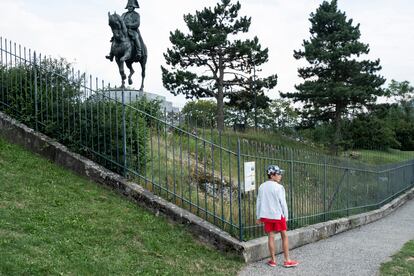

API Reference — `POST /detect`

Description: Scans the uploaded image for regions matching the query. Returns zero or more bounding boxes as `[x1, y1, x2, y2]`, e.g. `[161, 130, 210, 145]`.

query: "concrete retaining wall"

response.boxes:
[1, 111, 413, 263]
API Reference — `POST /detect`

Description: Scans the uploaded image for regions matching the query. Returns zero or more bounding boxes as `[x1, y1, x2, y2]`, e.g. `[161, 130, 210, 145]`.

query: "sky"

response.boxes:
[0, 0, 413, 109]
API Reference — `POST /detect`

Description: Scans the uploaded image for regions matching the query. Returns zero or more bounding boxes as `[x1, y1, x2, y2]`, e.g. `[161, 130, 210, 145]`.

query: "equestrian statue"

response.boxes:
[106, 0, 147, 90]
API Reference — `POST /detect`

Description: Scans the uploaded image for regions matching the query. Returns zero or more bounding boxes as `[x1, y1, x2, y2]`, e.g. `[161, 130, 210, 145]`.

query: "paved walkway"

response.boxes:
[239, 199, 414, 276]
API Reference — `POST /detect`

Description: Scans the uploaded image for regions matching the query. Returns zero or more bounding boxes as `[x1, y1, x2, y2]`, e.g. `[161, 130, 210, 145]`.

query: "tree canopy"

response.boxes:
[162, 0, 277, 131]
[283, 0, 385, 150]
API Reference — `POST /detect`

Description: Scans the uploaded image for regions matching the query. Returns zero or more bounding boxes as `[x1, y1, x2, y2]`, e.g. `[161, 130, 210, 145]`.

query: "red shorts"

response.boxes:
[260, 217, 287, 233]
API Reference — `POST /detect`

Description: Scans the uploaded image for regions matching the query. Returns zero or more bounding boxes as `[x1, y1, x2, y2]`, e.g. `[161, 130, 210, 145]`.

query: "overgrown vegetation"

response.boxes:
[0, 61, 162, 175]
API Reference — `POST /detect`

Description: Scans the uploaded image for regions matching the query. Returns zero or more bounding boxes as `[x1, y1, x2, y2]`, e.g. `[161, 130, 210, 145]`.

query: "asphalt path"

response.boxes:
[239, 199, 414, 276]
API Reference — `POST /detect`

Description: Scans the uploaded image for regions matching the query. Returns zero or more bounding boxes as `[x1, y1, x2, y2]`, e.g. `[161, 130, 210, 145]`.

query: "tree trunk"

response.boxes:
[217, 87, 224, 131]
[216, 56, 225, 131]
[332, 104, 342, 154]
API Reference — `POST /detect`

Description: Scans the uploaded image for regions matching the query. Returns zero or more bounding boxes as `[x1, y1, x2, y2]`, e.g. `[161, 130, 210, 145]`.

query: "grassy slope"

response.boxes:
[0, 137, 243, 275]
[346, 149, 414, 165]
[380, 240, 414, 276]
[182, 126, 414, 165]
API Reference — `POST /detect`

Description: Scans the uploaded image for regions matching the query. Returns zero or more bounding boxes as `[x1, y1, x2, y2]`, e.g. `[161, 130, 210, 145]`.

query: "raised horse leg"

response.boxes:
[116, 58, 126, 88]
[126, 61, 135, 86]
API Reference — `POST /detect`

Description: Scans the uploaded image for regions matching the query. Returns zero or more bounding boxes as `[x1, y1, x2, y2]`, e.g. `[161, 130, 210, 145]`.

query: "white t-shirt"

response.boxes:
[256, 180, 289, 220]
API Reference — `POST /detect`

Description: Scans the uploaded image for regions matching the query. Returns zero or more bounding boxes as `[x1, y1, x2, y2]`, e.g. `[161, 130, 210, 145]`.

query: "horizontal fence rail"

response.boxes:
[1, 36, 414, 241]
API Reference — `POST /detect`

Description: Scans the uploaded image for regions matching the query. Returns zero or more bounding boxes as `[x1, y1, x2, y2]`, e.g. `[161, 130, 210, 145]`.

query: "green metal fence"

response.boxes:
[1, 37, 413, 241]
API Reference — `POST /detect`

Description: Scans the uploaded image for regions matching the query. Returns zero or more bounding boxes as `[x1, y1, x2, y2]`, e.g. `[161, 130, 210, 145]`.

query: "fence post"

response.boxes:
[237, 138, 243, 241]
[323, 156, 327, 221]
[412, 160, 414, 187]
[387, 169, 391, 202]
[346, 164, 350, 217]
[376, 169, 379, 209]
[121, 87, 127, 177]
[410, 159, 414, 186]
[289, 148, 294, 224]
[33, 51, 38, 131]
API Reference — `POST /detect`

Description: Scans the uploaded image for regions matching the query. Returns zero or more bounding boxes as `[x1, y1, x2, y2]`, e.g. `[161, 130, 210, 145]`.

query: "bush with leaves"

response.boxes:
[343, 115, 399, 150]
[181, 100, 217, 128]
[0, 59, 156, 175]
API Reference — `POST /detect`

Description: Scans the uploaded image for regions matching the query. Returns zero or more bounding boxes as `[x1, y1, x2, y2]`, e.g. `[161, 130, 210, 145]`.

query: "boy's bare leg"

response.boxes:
[280, 230, 290, 261]
[268, 231, 276, 261]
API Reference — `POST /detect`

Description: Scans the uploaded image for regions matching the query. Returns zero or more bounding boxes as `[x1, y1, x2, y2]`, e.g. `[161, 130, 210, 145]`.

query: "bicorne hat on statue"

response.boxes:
[125, 0, 140, 9]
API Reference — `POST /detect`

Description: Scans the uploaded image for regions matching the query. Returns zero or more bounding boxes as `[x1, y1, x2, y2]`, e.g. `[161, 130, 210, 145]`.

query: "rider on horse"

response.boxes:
[106, 0, 142, 62]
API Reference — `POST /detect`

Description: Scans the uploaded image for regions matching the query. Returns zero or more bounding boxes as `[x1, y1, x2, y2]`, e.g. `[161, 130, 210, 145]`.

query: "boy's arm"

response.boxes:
[279, 186, 289, 221]
[256, 187, 262, 220]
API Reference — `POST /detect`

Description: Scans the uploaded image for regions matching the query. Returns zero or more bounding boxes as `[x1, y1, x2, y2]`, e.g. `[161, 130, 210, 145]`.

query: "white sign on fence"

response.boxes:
[244, 161, 256, 192]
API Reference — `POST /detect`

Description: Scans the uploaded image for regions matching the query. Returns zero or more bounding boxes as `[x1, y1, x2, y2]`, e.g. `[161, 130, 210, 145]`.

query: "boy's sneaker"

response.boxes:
[283, 260, 299, 267]
[267, 260, 277, 267]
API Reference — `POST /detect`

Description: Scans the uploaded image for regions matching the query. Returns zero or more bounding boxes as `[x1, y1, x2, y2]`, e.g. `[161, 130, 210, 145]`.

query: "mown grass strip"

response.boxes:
[380, 240, 414, 276]
[0, 137, 243, 275]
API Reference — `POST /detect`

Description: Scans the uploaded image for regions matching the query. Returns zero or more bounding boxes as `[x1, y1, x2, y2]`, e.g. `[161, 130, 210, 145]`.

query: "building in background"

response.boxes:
[105, 89, 180, 113]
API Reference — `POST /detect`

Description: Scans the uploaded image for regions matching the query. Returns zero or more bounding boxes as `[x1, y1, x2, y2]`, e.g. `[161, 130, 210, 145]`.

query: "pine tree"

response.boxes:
[283, 0, 385, 150]
[162, 0, 277, 131]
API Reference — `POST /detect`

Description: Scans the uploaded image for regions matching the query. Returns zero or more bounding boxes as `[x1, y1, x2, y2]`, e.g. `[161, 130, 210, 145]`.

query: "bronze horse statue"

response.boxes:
[107, 12, 147, 90]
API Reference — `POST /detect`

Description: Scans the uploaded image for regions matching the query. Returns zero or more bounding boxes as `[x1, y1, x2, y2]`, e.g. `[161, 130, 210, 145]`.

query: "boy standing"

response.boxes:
[256, 165, 299, 268]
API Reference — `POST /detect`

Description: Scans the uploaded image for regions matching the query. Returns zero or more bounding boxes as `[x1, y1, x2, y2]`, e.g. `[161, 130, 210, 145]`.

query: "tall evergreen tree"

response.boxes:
[283, 0, 385, 150]
[162, 0, 277, 131]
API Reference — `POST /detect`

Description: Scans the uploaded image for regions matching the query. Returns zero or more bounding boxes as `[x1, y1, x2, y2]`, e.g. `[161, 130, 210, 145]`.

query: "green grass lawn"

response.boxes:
[380, 240, 414, 276]
[0, 137, 243, 275]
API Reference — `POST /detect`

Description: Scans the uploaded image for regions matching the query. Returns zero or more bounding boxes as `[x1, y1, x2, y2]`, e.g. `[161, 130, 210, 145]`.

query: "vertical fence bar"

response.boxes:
[289, 148, 294, 225]
[172, 113, 177, 203]
[96, 78, 100, 154]
[0, 37, 3, 108]
[237, 138, 243, 241]
[346, 163, 350, 216]
[57, 60, 62, 136]
[7, 40, 10, 112]
[195, 120, 201, 216]
[156, 115, 161, 194]
[219, 131, 224, 228]
[186, 114, 192, 212]
[102, 81, 107, 165]
[228, 134, 233, 234]
[211, 123, 216, 225]
[14, 43, 19, 116]
[89, 75, 93, 151]
[150, 109, 154, 192]
[202, 120, 207, 219]
[164, 108, 168, 198]
[387, 169, 391, 203]
[5, 40, 8, 110]
[179, 114, 184, 205]
[0, 37, 5, 110]
[33, 51, 38, 131]
[128, 92, 132, 173]
[323, 156, 327, 221]
[39, 53, 44, 127]
[114, 89, 118, 165]
[121, 87, 127, 177]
